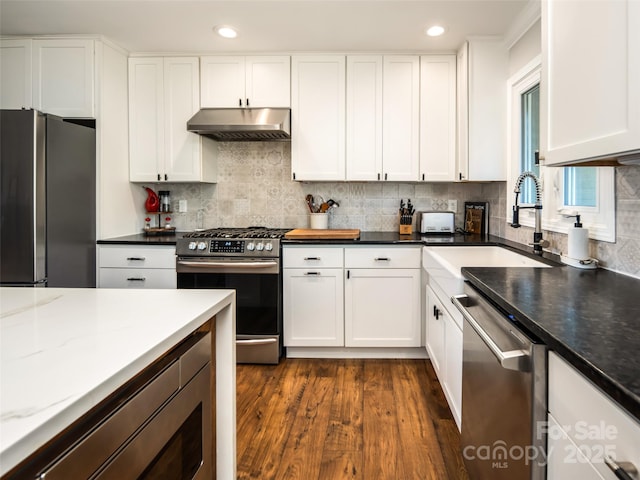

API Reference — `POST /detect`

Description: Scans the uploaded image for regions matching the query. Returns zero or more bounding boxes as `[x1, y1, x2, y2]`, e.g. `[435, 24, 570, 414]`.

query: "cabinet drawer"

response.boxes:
[98, 245, 176, 269]
[345, 247, 420, 269]
[98, 268, 176, 289]
[283, 247, 344, 268]
[549, 352, 640, 479]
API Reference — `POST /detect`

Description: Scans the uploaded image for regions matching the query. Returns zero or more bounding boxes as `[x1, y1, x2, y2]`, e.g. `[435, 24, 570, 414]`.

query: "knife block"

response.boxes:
[399, 224, 412, 235]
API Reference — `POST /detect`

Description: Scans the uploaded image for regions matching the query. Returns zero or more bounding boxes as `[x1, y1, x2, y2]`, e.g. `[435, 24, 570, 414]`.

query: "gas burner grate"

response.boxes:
[183, 227, 291, 239]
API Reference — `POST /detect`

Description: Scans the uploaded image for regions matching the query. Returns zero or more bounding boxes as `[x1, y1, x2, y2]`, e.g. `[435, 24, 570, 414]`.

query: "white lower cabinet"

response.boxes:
[98, 245, 176, 289]
[425, 284, 462, 429]
[345, 268, 420, 347]
[283, 245, 421, 351]
[283, 268, 344, 347]
[547, 351, 640, 479]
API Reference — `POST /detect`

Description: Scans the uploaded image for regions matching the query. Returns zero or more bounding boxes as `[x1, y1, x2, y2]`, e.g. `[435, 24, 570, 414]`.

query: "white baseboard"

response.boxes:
[285, 347, 428, 359]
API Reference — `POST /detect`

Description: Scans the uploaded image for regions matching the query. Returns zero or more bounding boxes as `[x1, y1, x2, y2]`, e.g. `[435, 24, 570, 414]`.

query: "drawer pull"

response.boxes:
[375, 257, 390, 261]
[126, 257, 146, 261]
[304, 257, 321, 261]
[126, 277, 146, 282]
[605, 456, 638, 480]
[304, 272, 320, 276]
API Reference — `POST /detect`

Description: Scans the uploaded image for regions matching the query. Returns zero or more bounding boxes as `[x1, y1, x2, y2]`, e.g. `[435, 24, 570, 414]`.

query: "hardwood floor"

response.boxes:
[236, 358, 469, 480]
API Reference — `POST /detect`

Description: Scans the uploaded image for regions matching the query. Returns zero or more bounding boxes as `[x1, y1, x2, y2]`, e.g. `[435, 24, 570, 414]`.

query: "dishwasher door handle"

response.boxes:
[451, 294, 530, 372]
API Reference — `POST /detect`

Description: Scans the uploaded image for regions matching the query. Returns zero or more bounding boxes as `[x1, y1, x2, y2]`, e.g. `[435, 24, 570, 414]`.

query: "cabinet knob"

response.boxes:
[374, 257, 390, 262]
[304, 271, 320, 276]
[246, 98, 250, 107]
[126, 277, 146, 282]
[164, 174, 168, 181]
[433, 305, 442, 320]
[126, 257, 146, 261]
[157, 173, 161, 181]
[304, 257, 321, 261]
[238, 98, 242, 107]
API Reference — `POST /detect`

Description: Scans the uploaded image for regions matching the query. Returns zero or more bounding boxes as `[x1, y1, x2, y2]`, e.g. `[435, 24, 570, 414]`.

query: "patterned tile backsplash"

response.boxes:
[163, 142, 640, 277]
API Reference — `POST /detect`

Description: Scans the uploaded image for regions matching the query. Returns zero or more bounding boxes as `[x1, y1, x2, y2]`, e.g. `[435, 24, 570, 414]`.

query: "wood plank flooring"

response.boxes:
[236, 358, 469, 480]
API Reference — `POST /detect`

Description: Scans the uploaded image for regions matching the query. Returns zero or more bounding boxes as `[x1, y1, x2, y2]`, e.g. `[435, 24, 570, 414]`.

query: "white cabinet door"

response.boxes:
[382, 55, 420, 181]
[245, 56, 290, 107]
[163, 57, 203, 182]
[32, 39, 94, 118]
[345, 268, 420, 347]
[283, 268, 344, 347]
[0, 38, 32, 109]
[425, 285, 446, 374]
[129, 57, 216, 183]
[542, 0, 640, 165]
[291, 55, 346, 181]
[420, 55, 457, 182]
[444, 314, 462, 429]
[346, 55, 383, 181]
[129, 57, 165, 182]
[200, 56, 246, 107]
[200, 55, 290, 108]
[457, 40, 507, 181]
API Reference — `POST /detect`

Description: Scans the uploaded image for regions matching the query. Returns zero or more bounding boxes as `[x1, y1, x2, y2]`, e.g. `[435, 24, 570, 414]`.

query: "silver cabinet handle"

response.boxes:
[126, 257, 145, 261]
[605, 456, 639, 480]
[374, 257, 390, 261]
[451, 294, 530, 372]
[126, 277, 146, 282]
[304, 257, 321, 260]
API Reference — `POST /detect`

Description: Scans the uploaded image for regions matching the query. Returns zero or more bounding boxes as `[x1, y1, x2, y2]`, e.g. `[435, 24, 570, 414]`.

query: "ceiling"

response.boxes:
[0, 0, 531, 54]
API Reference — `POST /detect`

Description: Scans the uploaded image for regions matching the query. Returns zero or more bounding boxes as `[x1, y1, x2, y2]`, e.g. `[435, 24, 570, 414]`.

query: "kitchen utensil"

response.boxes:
[305, 194, 314, 213]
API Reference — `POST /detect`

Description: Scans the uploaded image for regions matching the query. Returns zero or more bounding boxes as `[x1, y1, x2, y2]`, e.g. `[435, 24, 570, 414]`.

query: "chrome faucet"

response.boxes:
[511, 171, 549, 254]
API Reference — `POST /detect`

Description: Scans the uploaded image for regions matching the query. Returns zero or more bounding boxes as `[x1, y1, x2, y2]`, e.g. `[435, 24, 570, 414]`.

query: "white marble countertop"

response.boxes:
[0, 287, 236, 478]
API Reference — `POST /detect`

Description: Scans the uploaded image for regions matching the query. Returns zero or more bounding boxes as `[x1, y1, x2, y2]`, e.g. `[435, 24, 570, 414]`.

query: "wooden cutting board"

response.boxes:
[284, 228, 361, 240]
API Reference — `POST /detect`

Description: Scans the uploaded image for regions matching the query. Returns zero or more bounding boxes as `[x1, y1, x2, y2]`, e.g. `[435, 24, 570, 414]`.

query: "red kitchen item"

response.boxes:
[144, 187, 160, 212]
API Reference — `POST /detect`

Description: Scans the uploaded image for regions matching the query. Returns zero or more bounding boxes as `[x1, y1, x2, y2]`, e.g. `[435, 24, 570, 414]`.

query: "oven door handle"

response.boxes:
[236, 338, 278, 346]
[451, 294, 530, 372]
[177, 260, 278, 269]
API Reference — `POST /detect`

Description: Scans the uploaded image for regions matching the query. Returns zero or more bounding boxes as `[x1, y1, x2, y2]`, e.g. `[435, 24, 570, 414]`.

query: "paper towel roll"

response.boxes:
[568, 226, 589, 260]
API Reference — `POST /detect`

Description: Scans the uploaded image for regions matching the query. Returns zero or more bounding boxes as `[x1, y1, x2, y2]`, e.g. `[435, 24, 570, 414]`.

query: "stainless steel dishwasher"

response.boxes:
[452, 283, 547, 480]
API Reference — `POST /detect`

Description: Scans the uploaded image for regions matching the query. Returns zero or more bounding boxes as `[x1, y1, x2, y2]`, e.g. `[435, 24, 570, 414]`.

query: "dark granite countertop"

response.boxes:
[462, 266, 640, 421]
[97, 232, 186, 245]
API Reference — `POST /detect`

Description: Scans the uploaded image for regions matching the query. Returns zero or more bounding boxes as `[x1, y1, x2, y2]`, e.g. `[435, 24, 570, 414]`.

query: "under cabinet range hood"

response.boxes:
[186, 108, 291, 141]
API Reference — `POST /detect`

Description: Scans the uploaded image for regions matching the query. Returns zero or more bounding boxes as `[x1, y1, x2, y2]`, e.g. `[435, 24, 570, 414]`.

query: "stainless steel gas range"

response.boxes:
[176, 227, 291, 364]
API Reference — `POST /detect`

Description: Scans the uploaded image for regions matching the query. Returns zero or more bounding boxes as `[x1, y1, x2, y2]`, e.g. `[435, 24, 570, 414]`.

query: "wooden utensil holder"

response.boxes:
[399, 224, 412, 235]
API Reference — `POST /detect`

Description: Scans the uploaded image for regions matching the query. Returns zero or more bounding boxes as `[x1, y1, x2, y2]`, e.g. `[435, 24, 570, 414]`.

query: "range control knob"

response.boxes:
[188, 241, 198, 250]
[246, 242, 255, 251]
[264, 242, 273, 251]
[256, 242, 265, 251]
[197, 241, 207, 251]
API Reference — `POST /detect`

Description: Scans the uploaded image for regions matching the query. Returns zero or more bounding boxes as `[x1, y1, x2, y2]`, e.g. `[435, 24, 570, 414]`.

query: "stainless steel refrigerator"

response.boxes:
[1, 109, 96, 287]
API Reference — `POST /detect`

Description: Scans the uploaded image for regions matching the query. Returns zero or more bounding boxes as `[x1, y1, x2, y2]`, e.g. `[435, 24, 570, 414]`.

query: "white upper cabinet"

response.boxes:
[129, 57, 217, 183]
[200, 55, 290, 108]
[345, 55, 420, 181]
[0, 38, 32, 109]
[419, 55, 457, 182]
[1, 38, 94, 117]
[32, 39, 95, 118]
[541, 0, 640, 165]
[457, 39, 507, 181]
[291, 55, 346, 181]
[346, 55, 383, 181]
[382, 56, 420, 181]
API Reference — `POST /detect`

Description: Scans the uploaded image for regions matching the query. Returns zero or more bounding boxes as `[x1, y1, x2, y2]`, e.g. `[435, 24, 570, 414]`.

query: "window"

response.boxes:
[507, 56, 615, 243]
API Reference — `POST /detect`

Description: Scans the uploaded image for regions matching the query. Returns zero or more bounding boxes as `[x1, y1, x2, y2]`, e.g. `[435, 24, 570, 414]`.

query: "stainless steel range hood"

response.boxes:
[186, 108, 291, 141]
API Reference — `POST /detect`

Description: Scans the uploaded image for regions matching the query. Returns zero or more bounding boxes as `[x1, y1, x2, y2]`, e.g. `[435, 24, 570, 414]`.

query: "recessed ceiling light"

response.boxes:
[214, 25, 238, 39]
[426, 25, 445, 37]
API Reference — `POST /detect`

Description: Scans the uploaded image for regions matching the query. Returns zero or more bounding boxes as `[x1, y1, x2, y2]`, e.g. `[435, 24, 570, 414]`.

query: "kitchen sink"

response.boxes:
[423, 246, 553, 318]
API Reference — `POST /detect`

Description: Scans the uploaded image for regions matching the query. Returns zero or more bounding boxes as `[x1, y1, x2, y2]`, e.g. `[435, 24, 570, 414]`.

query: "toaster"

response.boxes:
[419, 211, 455, 234]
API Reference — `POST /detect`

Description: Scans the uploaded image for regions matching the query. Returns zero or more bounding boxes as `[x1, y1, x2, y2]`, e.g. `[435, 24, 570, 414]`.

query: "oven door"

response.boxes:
[177, 257, 282, 364]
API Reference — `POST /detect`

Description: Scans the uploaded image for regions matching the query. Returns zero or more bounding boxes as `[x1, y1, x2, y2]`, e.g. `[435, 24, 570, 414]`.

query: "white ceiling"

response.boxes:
[0, 0, 531, 54]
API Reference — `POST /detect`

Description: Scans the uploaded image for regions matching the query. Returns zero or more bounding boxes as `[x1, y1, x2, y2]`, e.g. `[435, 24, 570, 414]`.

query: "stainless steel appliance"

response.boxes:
[419, 211, 455, 234]
[186, 108, 291, 141]
[8, 331, 212, 480]
[452, 284, 547, 480]
[0, 109, 96, 287]
[177, 227, 291, 364]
